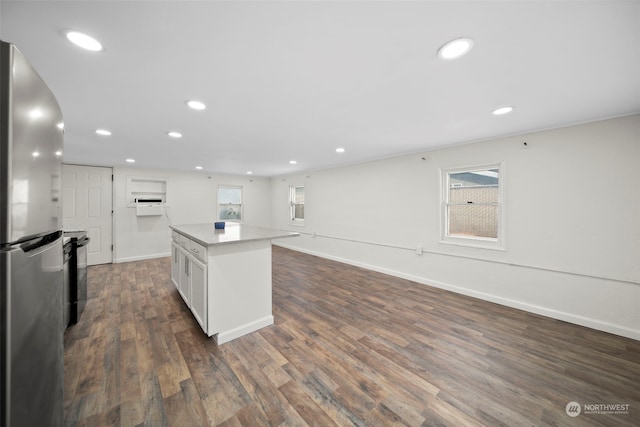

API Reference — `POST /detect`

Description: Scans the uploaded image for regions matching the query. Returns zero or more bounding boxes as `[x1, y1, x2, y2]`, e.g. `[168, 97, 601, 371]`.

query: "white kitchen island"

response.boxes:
[169, 223, 298, 344]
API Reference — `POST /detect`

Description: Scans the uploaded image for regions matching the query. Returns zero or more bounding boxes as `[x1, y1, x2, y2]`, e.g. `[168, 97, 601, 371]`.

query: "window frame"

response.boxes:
[289, 185, 305, 226]
[440, 163, 505, 250]
[217, 185, 244, 222]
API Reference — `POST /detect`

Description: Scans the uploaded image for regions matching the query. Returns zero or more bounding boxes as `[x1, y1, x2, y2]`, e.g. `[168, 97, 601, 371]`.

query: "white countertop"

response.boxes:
[170, 223, 299, 247]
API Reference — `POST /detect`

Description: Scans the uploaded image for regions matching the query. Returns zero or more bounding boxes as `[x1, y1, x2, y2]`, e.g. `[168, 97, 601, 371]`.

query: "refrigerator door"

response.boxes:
[0, 41, 64, 244]
[1, 232, 64, 427]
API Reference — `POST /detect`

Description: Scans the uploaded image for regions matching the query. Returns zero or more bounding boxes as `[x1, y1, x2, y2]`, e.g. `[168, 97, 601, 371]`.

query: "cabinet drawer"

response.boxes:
[172, 231, 189, 248]
[188, 239, 207, 262]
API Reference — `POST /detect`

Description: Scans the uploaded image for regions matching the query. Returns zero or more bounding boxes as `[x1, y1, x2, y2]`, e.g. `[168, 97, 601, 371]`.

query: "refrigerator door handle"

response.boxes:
[20, 231, 63, 255]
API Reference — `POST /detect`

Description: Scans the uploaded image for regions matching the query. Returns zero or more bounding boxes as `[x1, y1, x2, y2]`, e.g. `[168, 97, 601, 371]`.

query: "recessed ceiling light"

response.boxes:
[336, 147, 345, 153]
[246, 171, 253, 175]
[95, 129, 111, 136]
[55, 151, 63, 156]
[195, 166, 203, 170]
[32, 151, 40, 158]
[57, 122, 64, 130]
[186, 100, 206, 110]
[167, 131, 182, 138]
[437, 38, 474, 60]
[289, 160, 297, 165]
[66, 31, 103, 52]
[492, 106, 515, 116]
[125, 158, 135, 163]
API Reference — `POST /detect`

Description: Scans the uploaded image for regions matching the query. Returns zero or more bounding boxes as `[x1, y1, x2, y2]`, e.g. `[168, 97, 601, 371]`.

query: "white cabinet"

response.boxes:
[172, 232, 191, 305]
[179, 251, 190, 305]
[171, 232, 206, 332]
[171, 243, 180, 289]
[188, 239, 207, 262]
[169, 224, 294, 345]
[189, 256, 207, 331]
[172, 241, 190, 305]
[172, 230, 188, 247]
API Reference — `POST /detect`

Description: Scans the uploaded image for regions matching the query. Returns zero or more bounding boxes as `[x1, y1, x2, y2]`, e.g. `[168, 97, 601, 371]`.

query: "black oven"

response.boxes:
[63, 237, 72, 327]
[64, 231, 90, 325]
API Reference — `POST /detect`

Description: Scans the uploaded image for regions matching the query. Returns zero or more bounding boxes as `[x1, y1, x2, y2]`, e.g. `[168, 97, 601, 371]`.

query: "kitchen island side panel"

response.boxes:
[206, 239, 274, 344]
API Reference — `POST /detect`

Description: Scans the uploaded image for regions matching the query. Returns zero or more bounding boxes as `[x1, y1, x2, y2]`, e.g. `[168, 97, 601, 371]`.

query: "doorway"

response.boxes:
[62, 164, 113, 265]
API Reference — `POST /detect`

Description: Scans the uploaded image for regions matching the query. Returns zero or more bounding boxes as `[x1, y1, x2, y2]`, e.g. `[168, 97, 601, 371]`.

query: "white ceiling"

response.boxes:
[2, 1, 639, 177]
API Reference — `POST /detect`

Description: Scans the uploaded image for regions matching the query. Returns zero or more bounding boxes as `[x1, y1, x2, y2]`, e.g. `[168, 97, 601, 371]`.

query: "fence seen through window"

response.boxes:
[447, 168, 499, 240]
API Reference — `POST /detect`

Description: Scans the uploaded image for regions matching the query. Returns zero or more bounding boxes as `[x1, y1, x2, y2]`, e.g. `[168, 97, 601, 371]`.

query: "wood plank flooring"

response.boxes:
[63, 246, 640, 426]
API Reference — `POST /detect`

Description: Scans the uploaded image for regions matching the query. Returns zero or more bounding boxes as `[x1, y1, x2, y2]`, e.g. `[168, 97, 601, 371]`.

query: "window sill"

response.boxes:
[439, 237, 505, 251]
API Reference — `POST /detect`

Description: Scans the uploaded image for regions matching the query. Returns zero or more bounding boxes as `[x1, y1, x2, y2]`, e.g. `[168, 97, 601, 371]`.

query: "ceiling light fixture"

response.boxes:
[492, 106, 515, 116]
[289, 160, 297, 165]
[336, 147, 345, 153]
[246, 171, 253, 175]
[125, 158, 135, 163]
[167, 131, 182, 138]
[437, 37, 474, 60]
[55, 151, 63, 156]
[186, 100, 206, 110]
[95, 129, 111, 136]
[195, 166, 203, 170]
[66, 31, 103, 52]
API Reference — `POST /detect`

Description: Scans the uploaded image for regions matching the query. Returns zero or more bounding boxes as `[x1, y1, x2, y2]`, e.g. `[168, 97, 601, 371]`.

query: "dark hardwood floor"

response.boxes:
[63, 246, 639, 426]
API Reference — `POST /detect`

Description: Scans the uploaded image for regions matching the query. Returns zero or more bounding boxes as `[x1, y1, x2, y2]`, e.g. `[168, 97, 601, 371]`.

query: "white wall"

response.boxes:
[113, 167, 272, 263]
[271, 114, 640, 340]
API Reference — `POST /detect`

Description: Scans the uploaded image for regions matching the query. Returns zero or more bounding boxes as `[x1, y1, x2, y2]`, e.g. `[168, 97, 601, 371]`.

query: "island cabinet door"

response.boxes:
[189, 257, 207, 333]
[171, 243, 181, 289]
[179, 252, 191, 305]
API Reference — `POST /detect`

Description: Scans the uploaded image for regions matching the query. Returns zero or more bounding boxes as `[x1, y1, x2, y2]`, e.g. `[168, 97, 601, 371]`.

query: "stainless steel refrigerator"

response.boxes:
[1, 40, 65, 427]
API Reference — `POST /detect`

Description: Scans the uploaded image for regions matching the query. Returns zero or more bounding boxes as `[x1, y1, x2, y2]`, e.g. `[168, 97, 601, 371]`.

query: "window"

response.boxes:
[289, 185, 304, 224]
[442, 165, 503, 248]
[218, 185, 243, 221]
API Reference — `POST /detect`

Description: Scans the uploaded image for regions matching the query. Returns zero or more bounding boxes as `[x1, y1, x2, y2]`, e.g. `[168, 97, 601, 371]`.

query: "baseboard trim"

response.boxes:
[274, 242, 640, 341]
[215, 315, 275, 345]
[113, 252, 171, 263]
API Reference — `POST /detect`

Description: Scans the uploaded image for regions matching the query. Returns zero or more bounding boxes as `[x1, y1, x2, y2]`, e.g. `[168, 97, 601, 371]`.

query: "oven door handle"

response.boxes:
[77, 236, 91, 247]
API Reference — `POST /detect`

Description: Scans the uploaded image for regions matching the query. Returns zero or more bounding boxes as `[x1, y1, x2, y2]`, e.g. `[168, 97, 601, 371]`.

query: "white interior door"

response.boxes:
[62, 164, 113, 265]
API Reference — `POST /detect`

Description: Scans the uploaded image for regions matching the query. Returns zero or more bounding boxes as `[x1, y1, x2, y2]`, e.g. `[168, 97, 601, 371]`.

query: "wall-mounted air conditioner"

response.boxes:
[135, 198, 163, 216]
